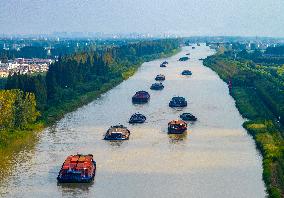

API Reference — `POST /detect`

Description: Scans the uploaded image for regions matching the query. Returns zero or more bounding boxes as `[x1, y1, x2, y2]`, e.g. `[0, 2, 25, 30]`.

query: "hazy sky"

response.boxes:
[1, 0, 284, 37]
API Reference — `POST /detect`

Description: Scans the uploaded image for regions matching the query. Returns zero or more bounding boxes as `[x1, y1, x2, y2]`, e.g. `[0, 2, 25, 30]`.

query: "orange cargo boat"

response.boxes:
[57, 154, 96, 183]
[168, 120, 187, 134]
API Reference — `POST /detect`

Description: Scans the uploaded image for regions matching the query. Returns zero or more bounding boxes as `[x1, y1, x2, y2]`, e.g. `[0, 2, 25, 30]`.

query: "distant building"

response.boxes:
[0, 70, 8, 77]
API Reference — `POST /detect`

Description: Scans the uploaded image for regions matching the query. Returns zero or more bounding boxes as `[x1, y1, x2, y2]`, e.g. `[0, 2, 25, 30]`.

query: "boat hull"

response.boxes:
[180, 115, 197, 121]
[129, 119, 146, 124]
[150, 86, 164, 90]
[57, 174, 95, 183]
[168, 127, 187, 134]
[155, 77, 165, 81]
[104, 136, 129, 140]
[132, 98, 149, 104]
[57, 161, 96, 183]
[169, 102, 187, 107]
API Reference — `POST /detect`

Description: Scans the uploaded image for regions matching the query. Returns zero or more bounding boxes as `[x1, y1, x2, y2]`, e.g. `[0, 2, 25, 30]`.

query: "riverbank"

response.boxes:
[203, 54, 284, 198]
[0, 47, 181, 151]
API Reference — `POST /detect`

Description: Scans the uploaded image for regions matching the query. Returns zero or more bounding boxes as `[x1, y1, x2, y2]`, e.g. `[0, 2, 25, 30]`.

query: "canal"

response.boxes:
[0, 45, 266, 198]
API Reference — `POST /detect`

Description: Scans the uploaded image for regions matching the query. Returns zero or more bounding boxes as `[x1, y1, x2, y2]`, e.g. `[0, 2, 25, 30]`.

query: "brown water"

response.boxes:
[0, 45, 266, 198]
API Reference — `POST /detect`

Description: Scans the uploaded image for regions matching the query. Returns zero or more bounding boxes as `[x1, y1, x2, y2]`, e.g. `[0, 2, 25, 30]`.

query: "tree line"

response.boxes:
[4, 39, 179, 122]
[0, 90, 39, 144]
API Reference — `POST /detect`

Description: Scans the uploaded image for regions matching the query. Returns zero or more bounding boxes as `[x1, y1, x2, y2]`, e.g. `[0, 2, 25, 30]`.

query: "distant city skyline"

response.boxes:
[1, 0, 284, 37]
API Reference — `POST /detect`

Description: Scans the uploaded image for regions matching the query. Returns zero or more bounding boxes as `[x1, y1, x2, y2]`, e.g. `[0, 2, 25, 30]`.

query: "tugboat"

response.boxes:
[169, 96, 187, 108]
[132, 91, 150, 104]
[168, 120, 187, 134]
[57, 154, 96, 183]
[104, 125, 130, 140]
[179, 57, 189, 61]
[129, 113, 146, 124]
[180, 113, 197, 121]
[150, 82, 164, 90]
[181, 70, 192, 75]
[155, 74, 165, 81]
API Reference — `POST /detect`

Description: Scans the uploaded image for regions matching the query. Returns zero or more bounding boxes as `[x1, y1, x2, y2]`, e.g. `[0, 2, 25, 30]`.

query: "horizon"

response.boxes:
[1, 0, 284, 37]
[1, 32, 284, 40]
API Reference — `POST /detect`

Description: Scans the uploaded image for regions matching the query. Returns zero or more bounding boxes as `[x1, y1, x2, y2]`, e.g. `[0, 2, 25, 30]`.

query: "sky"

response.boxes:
[0, 0, 284, 37]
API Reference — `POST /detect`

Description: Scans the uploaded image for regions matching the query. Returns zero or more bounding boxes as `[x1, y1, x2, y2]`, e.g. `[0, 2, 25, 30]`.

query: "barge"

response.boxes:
[129, 113, 146, 124]
[57, 154, 96, 183]
[169, 96, 187, 108]
[104, 125, 130, 140]
[168, 120, 187, 134]
[132, 91, 150, 104]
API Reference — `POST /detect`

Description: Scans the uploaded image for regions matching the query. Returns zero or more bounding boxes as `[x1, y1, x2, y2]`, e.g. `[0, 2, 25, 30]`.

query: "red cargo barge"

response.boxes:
[57, 154, 96, 183]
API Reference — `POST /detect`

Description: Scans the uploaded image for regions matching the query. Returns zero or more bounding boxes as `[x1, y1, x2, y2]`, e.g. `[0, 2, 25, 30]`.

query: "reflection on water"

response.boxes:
[0, 45, 266, 198]
[107, 141, 124, 147]
[168, 132, 187, 143]
[57, 182, 93, 193]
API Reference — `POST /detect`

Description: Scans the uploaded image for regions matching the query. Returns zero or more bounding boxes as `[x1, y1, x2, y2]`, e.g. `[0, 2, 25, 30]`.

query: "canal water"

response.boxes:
[0, 45, 266, 198]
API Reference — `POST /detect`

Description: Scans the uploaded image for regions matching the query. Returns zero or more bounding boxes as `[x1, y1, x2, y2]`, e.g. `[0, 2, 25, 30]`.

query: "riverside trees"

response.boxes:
[4, 39, 179, 122]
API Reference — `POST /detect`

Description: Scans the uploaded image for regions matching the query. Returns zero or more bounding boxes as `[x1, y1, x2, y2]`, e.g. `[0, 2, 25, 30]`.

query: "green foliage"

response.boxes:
[0, 89, 40, 130]
[0, 90, 40, 146]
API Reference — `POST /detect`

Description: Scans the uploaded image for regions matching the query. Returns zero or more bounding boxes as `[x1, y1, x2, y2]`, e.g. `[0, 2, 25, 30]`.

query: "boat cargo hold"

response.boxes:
[129, 113, 146, 124]
[104, 125, 130, 140]
[132, 91, 150, 104]
[150, 82, 164, 90]
[169, 96, 187, 108]
[168, 120, 187, 134]
[155, 74, 165, 81]
[179, 57, 189, 61]
[181, 70, 192, 75]
[180, 113, 197, 121]
[57, 154, 96, 183]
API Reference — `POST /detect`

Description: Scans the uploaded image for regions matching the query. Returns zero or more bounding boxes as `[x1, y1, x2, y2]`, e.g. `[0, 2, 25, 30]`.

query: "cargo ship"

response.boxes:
[150, 82, 164, 90]
[180, 113, 197, 121]
[104, 125, 130, 140]
[132, 91, 150, 104]
[57, 154, 96, 183]
[129, 113, 146, 124]
[178, 57, 189, 61]
[168, 120, 187, 134]
[155, 74, 165, 81]
[181, 70, 192, 75]
[169, 96, 187, 108]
